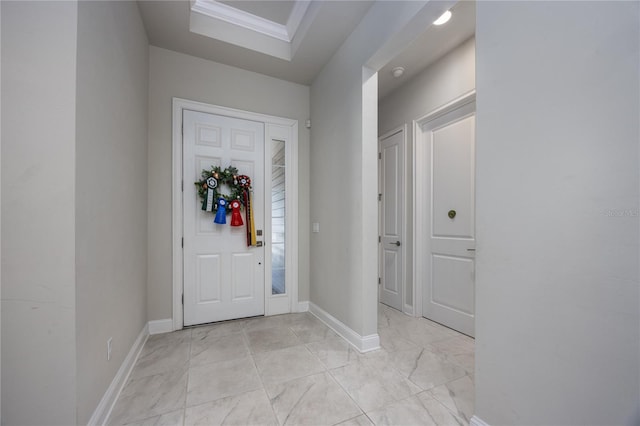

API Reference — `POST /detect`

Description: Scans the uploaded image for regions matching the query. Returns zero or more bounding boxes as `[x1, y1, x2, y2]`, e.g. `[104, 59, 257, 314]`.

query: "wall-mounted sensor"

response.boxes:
[391, 67, 405, 78]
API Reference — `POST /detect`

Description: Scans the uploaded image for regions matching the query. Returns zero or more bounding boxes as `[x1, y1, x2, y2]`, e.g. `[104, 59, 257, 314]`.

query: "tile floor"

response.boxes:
[109, 304, 475, 426]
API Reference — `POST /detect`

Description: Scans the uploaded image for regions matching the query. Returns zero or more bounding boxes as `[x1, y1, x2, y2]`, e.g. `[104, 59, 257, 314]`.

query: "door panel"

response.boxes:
[431, 254, 474, 315]
[183, 110, 265, 326]
[196, 254, 221, 303]
[379, 129, 404, 311]
[383, 249, 399, 293]
[231, 253, 255, 300]
[432, 117, 475, 238]
[422, 103, 476, 337]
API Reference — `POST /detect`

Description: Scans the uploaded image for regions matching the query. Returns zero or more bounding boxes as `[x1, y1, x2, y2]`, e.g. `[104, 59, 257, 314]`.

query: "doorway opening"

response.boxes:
[172, 98, 300, 330]
[376, 0, 476, 336]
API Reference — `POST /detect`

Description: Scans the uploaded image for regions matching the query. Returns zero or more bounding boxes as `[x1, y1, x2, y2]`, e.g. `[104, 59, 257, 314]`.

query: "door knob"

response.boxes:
[390, 241, 401, 247]
[448, 210, 456, 219]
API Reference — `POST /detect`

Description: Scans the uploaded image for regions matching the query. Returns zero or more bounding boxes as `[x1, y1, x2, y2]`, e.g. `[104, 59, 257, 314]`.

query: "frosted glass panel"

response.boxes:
[272, 140, 286, 295]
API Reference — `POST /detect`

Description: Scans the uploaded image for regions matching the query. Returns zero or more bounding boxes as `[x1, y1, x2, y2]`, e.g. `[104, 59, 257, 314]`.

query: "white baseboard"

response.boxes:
[309, 302, 380, 353]
[470, 415, 490, 426]
[297, 301, 309, 312]
[89, 324, 149, 426]
[148, 318, 174, 335]
[403, 304, 414, 316]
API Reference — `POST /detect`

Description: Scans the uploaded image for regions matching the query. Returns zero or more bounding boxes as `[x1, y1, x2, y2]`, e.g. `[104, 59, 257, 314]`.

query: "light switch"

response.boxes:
[312, 223, 320, 233]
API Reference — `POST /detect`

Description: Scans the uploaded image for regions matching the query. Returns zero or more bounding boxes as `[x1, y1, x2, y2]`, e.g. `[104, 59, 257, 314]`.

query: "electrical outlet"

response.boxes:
[107, 337, 113, 361]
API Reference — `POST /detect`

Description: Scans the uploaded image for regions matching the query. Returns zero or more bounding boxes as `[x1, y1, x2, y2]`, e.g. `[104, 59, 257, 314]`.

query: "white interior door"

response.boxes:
[422, 103, 475, 337]
[183, 110, 265, 326]
[379, 129, 404, 311]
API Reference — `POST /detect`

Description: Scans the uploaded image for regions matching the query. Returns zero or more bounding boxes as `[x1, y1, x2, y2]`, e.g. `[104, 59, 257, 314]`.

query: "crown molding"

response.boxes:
[286, 1, 311, 39]
[191, 0, 311, 43]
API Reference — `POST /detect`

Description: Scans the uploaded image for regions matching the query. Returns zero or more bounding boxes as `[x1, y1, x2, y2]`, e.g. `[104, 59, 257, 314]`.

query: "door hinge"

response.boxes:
[378, 193, 382, 201]
[181, 123, 184, 136]
[182, 294, 184, 305]
[181, 237, 184, 248]
[181, 180, 184, 192]
[378, 236, 381, 243]
[378, 152, 381, 160]
[378, 277, 381, 284]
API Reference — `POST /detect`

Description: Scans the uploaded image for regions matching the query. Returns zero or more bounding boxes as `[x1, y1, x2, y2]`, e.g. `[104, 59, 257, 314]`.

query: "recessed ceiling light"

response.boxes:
[433, 10, 452, 26]
[392, 67, 405, 78]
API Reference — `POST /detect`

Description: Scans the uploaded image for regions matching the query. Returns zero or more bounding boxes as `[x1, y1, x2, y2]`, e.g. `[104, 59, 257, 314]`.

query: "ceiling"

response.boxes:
[217, 1, 295, 25]
[137, 0, 476, 97]
[378, 0, 476, 99]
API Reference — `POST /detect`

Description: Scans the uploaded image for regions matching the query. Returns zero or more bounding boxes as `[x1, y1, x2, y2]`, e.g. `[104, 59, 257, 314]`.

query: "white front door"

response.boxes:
[183, 110, 265, 326]
[379, 129, 404, 311]
[422, 102, 476, 337]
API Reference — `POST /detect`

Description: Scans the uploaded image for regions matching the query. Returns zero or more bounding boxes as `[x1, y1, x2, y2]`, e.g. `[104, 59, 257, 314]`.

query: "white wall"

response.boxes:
[379, 38, 475, 136]
[1, 2, 78, 424]
[309, 0, 452, 338]
[75, 2, 149, 423]
[147, 47, 310, 321]
[475, 2, 639, 424]
[378, 37, 475, 310]
[1, 2, 3, 421]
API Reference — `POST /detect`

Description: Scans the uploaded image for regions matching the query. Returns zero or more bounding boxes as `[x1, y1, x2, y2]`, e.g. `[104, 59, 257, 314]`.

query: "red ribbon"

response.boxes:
[244, 191, 251, 245]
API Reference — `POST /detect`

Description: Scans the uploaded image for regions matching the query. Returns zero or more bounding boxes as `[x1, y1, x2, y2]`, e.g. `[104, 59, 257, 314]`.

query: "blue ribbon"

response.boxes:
[214, 198, 227, 224]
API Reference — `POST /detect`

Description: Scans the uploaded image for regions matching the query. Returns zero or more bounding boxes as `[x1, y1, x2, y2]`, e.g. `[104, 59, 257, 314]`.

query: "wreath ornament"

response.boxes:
[196, 166, 250, 210]
[195, 166, 257, 245]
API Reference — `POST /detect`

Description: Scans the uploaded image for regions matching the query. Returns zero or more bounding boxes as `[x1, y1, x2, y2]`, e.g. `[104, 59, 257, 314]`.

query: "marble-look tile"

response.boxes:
[269, 372, 362, 425]
[378, 327, 418, 352]
[109, 367, 188, 425]
[109, 309, 475, 426]
[190, 332, 248, 367]
[450, 352, 475, 373]
[421, 318, 462, 338]
[306, 336, 362, 369]
[330, 355, 421, 412]
[377, 310, 391, 330]
[243, 313, 304, 332]
[377, 305, 413, 329]
[390, 320, 454, 348]
[245, 327, 302, 353]
[122, 409, 184, 426]
[255, 345, 326, 391]
[191, 319, 246, 340]
[131, 335, 191, 379]
[280, 312, 317, 324]
[427, 336, 475, 373]
[390, 347, 467, 391]
[429, 375, 475, 423]
[355, 348, 394, 370]
[146, 329, 192, 346]
[427, 336, 475, 356]
[184, 389, 277, 426]
[290, 315, 338, 343]
[335, 414, 374, 426]
[366, 392, 465, 426]
[186, 356, 262, 407]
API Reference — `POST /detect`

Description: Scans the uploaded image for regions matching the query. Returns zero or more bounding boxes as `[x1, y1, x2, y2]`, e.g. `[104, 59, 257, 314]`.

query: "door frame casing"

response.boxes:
[377, 124, 409, 314]
[172, 98, 299, 331]
[413, 90, 476, 319]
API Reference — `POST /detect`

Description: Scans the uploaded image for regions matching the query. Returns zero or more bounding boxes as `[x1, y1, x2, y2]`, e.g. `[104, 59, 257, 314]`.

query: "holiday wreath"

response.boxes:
[194, 165, 257, 246]
[195, 165, 252, 214]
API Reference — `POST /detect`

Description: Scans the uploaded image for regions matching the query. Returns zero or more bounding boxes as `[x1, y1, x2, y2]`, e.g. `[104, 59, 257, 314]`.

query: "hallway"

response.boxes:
[109, 305, 474, 425]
